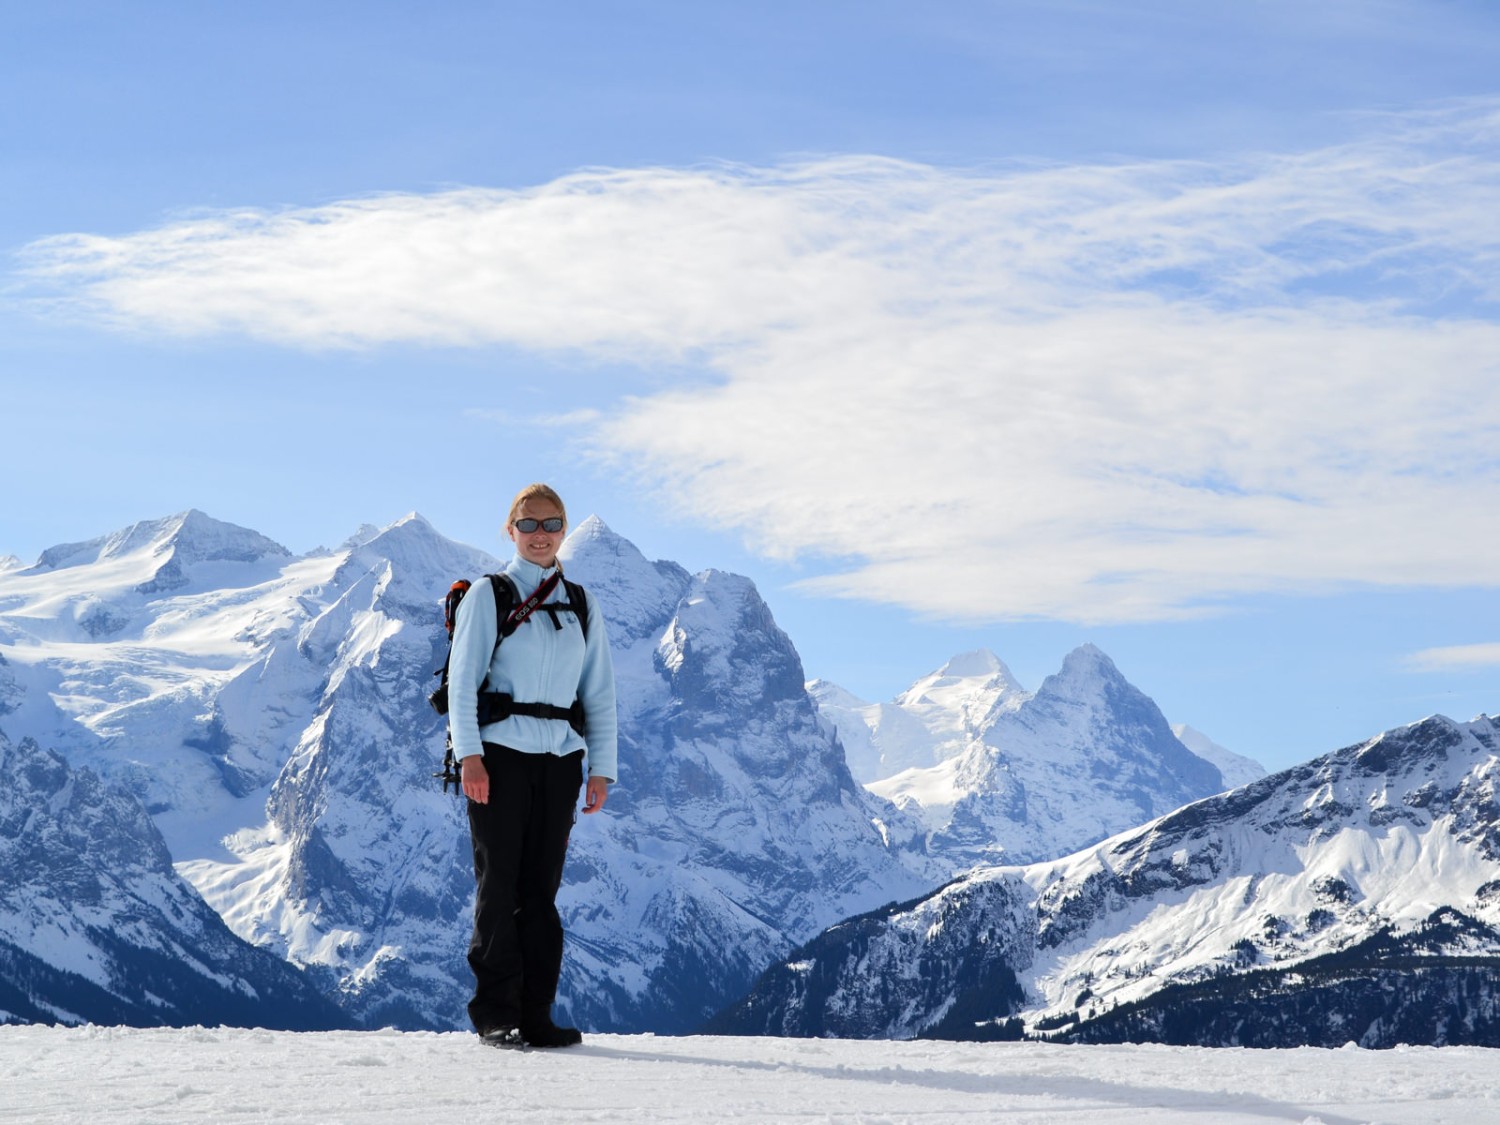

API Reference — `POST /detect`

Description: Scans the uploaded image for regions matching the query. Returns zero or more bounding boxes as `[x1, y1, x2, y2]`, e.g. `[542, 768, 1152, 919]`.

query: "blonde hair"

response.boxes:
[506, 483, 568, 529]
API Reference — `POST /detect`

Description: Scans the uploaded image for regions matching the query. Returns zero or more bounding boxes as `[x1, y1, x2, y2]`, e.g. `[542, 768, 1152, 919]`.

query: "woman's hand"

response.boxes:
[462, 755, 490, 804]
[582, 775, 609, 814]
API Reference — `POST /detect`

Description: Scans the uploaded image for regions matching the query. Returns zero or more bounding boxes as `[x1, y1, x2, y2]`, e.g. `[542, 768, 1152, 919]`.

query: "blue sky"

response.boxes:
[3, 1, 1498, 772]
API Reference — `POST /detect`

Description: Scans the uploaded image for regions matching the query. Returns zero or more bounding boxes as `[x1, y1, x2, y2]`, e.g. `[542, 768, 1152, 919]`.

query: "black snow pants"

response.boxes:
[466, 742, 585, 1033]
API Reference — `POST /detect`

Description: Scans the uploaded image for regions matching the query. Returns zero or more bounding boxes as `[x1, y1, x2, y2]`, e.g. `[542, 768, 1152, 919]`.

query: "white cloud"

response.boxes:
[1406, 643, 1500, 673]
[18, 102, 1500, 622]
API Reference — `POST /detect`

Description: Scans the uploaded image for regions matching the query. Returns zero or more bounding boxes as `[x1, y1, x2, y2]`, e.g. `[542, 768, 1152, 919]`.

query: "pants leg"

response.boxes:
[466, 744, 583, 1032]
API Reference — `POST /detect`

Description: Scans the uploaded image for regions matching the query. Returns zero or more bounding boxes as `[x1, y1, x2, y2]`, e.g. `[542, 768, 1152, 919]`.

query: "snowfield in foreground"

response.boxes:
[2, 1027, 1496, 1124]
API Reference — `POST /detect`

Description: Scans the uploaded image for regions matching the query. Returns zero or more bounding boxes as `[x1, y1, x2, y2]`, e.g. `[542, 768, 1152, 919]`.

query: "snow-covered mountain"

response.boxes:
[844, 646, 1230, 868]
[0, 510, 343, 847]
[1172, 723, 1266, 789]
[809, 649, 1029, 782]
[0, 511, 932, 1033]
[0, 728, 347, 1029]
[711, 713, 1500, 1048]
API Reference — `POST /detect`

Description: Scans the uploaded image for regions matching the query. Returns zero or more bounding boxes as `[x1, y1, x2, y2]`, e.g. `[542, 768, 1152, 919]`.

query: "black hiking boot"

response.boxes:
[478, 1025, 525, 1049]
[520, 1016, 583, 1048]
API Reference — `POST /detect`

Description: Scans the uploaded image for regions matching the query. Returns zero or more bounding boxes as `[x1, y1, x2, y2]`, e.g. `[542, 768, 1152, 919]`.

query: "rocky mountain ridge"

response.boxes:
[711, 712, 1500, 1047]
[0, 728, 347, 1029]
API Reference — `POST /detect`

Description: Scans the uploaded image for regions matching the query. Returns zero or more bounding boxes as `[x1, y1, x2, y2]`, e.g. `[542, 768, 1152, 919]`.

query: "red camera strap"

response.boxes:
[505, 571, 563, 632]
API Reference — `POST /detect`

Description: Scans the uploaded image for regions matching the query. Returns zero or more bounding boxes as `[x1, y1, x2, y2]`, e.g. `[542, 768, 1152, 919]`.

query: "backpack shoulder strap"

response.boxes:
[562, 578, 591, 641]
[488, 573, 521, 639]
[488, 572, 518, 612]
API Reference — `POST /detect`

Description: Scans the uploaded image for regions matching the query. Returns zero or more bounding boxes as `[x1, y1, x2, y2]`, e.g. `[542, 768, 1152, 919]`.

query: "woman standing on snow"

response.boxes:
[445, 483, 617, 1048]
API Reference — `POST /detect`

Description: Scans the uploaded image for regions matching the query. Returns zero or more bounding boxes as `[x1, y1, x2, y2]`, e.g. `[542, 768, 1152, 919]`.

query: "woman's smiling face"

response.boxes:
[508, 497, 566, 568]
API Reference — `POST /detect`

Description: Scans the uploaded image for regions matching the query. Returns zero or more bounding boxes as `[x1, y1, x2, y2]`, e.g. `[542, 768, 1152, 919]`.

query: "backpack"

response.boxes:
[429, 572, 591, 793]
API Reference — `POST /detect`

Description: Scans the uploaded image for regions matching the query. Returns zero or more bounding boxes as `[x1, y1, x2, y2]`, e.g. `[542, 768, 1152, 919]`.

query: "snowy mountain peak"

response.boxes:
[896, 648, 1028, 718]
[561, 513, 615, 548]
[31, 509, 290, 574]
[814, 646, 1037, 785]
[868, 644, 1226, 867]
[1028, 644, 1189, 724]
[558, 515, 649, 574]
[317, 514, 505, 634]
[340, 523, 386, 549]
[337, 511, 477, 570]
[1172, 723, 1266, 790]
[901, 647, 1024, 694]
[936, 648, 1008, 679]
[339, 511, 440, 550]
[164, 509, 292, 564]
[658, 569, 808, 713]
[1343, 712, 1498, 793]
[1046, 642, 1118, 689]
[1025, 645, 1222, 789]
[5, 511, 296, 614]
[558, 518, 692, 643]
[805, 678, 864, 711]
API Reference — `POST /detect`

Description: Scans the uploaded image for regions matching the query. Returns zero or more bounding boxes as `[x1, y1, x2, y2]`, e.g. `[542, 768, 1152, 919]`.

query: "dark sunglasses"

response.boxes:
[513, 517, 565, 533]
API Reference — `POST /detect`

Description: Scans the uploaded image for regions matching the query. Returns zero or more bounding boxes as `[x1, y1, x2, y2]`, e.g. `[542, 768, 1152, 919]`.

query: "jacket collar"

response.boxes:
[506, 554, 560, 593]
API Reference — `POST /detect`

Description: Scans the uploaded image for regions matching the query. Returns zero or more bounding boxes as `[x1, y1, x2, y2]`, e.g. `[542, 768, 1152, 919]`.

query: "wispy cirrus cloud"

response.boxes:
[1406, 643, 1500, 673]
[17, 101, 1500, 622]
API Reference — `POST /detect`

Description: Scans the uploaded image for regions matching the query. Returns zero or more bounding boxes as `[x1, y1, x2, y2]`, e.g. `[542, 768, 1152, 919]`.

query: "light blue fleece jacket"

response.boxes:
[446, 555, 618, 782]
